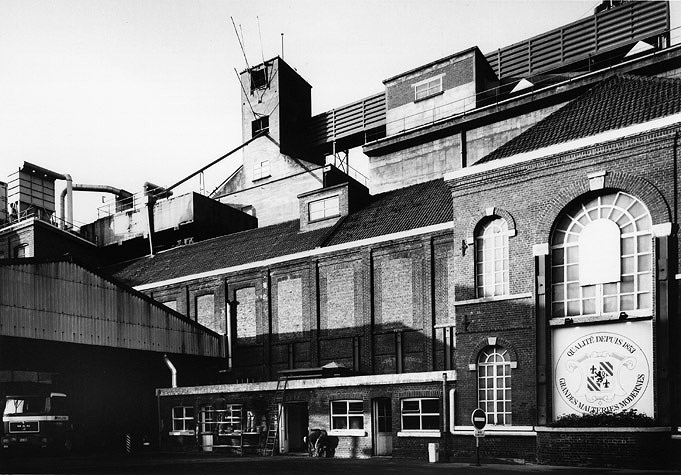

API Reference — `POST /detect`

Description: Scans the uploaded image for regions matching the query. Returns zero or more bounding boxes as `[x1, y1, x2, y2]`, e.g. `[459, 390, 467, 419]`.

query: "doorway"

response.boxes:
[372, 398, 393, 456]
[281, 402, 309, 453]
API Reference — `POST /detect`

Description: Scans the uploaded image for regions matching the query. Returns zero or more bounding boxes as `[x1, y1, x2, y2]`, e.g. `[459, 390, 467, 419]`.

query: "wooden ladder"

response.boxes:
[262, 376, 287, 456]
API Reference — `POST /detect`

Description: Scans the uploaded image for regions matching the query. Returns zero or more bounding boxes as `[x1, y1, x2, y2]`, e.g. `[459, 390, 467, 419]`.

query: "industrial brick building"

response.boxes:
[3, 0, 681, 467]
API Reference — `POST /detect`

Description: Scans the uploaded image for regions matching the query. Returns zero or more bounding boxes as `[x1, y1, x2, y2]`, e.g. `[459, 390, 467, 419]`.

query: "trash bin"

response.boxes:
[428, 442, 439, 463]
[202, 434, 214, 452]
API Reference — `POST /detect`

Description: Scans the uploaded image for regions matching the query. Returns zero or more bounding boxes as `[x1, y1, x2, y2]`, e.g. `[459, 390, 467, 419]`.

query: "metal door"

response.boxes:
[372, 398, 392, 456]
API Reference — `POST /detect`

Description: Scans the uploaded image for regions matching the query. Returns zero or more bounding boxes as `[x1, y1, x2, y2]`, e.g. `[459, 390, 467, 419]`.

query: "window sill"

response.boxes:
[328, 429, 367, 437]
[549, 312, 653, 327]
[308, 213, 341, 225]
[397, 430, 441, 438]
[453, 425, 535, 436]
[414, 90, 444, 103]
[453, 293, 532, 306]
[169, 430, 195, 436]
[252, 175, 271, 183]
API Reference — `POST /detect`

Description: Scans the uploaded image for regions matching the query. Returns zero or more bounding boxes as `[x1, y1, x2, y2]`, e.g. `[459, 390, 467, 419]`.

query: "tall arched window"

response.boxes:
[551, 192, 652, 318]
[477, 346, 512, 425]
[475, 218, 510, 298]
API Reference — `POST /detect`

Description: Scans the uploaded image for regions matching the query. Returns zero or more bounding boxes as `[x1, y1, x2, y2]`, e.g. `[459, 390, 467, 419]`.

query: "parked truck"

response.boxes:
[2, 391, 74, 452]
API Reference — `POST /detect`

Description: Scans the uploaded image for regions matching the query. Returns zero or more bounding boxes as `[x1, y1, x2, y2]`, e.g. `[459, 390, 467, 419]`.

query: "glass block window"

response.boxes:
[551, 192, 652, 318]
[414, 77, 443, 101]
[330, 400, 364, 430]
[195, 294, 216, 329]
[475, 218, 510, 298]
[308, 196, 340, 222]
[477, 346, 512, 426]
[401, 398, 439, 431]
[172, 406, 195, 432]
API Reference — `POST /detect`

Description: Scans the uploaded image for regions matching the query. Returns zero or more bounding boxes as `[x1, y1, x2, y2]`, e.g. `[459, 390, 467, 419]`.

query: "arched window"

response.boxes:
[551, 192, 652, 318]
[477, 346, 512, 425]
[475, 218, 510, 298]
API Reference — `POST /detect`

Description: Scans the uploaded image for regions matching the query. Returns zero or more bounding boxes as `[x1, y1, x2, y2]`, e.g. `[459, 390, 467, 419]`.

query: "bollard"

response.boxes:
[428, 442, 439, 463]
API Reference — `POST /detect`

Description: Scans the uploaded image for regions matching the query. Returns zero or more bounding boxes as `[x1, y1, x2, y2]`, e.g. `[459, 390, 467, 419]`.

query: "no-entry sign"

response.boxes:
[471, 408, 486, 430]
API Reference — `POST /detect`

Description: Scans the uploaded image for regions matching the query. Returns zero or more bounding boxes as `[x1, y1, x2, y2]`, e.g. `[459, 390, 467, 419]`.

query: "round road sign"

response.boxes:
[471, 408, 486, 429]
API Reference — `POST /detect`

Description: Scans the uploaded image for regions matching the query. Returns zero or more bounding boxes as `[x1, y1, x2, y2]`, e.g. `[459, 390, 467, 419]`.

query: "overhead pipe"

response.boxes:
[163, 354, 177, 388]
[59, 184, 133, 230]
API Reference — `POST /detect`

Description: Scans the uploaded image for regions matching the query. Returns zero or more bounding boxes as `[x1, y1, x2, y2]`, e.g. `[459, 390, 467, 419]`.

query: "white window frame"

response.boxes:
[475, 218, 510, 298]
[477, 346, 512, 426]
[400, 398, 440, 432]
[253, 160, 271, 181]
[308, 195, 340, 222]
[414, 75, 443, 101]
[171, 406, 195, 434]
[330, 400, 364, 431]
[551, 192, 653, 319]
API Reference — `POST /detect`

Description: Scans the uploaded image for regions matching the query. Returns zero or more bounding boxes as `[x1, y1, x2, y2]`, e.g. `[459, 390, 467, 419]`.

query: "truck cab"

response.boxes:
[2, 392, 73, 452]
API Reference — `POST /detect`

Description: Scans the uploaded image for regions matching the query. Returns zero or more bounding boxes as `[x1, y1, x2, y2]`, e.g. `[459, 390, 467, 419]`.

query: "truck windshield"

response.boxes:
[3, 397, 47, 416]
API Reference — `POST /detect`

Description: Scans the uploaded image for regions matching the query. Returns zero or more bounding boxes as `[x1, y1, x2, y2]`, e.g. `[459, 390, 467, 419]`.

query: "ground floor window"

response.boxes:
[172, 406, 195, 432]
[400, 398, 439, 431]
[477, 345, 512, 425]
[331, 400, 364, 430]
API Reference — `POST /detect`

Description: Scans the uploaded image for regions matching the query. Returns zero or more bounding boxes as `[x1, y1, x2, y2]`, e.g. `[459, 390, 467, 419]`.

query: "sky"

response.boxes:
[0, 0, 678, 225]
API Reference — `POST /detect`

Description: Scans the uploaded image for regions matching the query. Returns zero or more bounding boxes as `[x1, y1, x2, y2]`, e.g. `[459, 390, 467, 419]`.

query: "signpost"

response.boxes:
[471, 408, 486, 466]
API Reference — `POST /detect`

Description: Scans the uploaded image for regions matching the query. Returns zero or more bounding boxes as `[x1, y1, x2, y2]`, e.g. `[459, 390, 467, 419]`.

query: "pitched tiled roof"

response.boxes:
[107, 179, 453, 287]
[106, 220, 331, 286]
[325, 179, 452, 246]
[479, 74, 681, 163]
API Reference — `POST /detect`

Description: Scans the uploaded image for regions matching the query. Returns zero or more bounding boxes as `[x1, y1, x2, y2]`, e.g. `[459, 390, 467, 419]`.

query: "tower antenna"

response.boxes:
[257, 16, 266, 67]
[235, 68, 258, 119]
[281, 33, 284, 59]
[231, 17, 251, 71]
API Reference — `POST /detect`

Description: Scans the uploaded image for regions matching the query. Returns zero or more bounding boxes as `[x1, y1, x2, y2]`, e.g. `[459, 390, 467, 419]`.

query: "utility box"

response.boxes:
[428, 442, 439, 463]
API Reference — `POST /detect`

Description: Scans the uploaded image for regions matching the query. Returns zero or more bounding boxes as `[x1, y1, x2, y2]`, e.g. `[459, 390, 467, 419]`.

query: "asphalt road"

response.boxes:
[1, 453, 680, 475]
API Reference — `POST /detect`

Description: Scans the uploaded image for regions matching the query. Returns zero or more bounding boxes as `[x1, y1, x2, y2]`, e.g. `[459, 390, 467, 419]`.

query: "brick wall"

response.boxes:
[536, 429, 672, 468]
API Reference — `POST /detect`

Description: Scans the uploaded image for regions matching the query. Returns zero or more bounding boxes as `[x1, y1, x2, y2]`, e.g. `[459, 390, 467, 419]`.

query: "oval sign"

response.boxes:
[554, 331, 650, 414]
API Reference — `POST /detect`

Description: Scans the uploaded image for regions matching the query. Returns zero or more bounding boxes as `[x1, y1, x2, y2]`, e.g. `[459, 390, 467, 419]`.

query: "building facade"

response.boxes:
[3, 0, 681, 467]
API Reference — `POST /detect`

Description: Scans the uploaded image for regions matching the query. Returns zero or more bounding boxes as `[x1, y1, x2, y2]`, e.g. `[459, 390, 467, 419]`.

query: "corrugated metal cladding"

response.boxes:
[485, 1, 670, 79]
[0, 261, 221, 357]
[309, 92, 386, 146]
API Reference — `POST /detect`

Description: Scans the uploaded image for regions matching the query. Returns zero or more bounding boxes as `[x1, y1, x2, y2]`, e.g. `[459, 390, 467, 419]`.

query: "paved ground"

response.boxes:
[1, 452, 680, 475]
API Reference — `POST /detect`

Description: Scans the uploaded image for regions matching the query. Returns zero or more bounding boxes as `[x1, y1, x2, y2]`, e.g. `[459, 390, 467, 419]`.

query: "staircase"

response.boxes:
[262, 376, 288, 456]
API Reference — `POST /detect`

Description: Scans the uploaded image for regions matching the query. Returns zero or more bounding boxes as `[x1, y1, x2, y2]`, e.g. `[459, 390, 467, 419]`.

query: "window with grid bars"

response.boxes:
[414, 77, 443, 101]
[330, 400, 364, 430]
[400, 398, 439, 431]
[475, 218, 510, 298]
[551, 192, 652, 318]
[477, 346, 512, 426]
[172, 406, 195, 432]
[308, 196, 340, 222]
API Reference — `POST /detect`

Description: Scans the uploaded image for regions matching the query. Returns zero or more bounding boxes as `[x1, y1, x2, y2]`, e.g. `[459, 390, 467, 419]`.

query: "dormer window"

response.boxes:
[253, 160, 270, 181]
[414, 76, 443, 101]
[252, 116, 269, 138]
[308, 195, 340, 222]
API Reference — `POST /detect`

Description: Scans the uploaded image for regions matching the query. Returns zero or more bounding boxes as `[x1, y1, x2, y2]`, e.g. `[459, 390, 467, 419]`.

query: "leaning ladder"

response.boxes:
[263, 376, 288, 456]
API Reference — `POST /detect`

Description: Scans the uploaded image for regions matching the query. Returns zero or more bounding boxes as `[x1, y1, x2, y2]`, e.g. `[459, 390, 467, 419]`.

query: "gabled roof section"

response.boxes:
[0, 257, 221, 357]
[107, 179, 453, 288]
[479, 75, 681, 164]
[324, 179, 452, 246]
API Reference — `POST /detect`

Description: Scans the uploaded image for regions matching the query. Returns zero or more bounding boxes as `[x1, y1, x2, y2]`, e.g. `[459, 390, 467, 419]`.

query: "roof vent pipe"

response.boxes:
[59, 184, 132, 230]
[163, 354, 177, 388]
